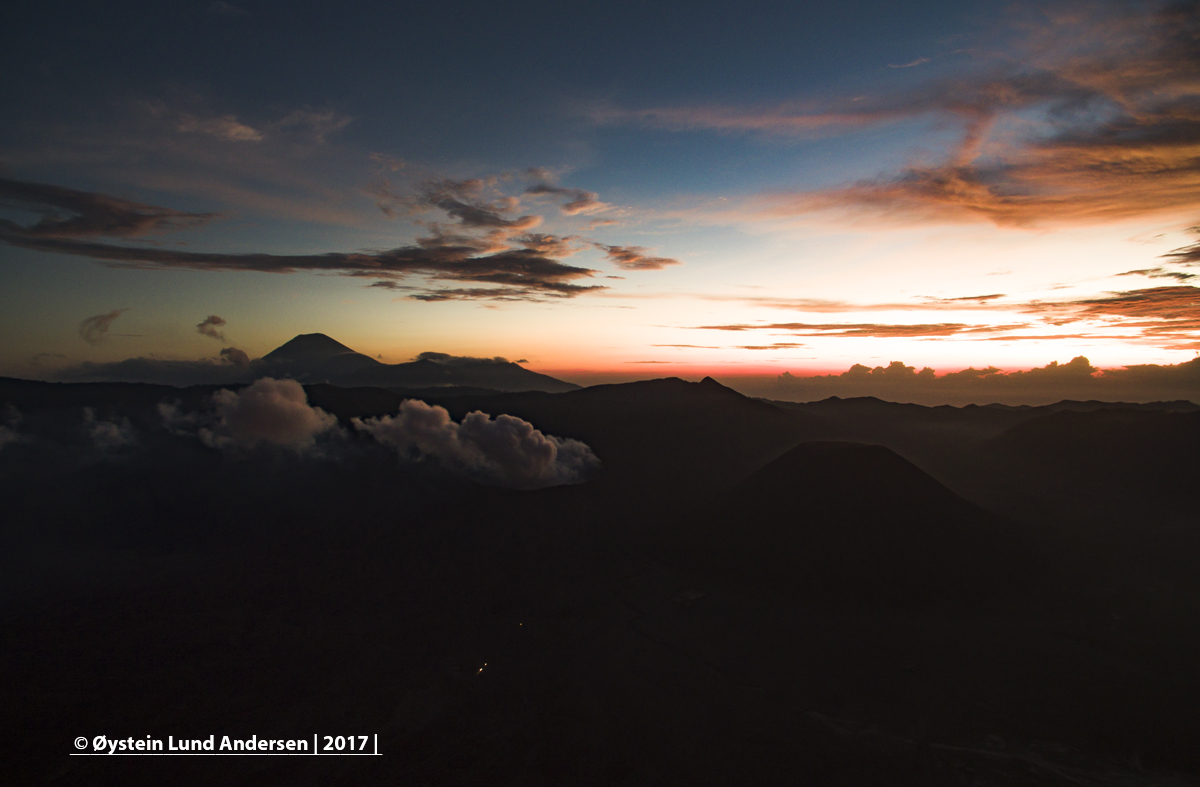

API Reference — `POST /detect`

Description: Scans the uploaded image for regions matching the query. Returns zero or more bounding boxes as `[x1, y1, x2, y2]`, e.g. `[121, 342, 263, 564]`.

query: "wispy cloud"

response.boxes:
[694, 321, 999, 338]
[888, 57, 930, 69]
[0, 177, 217, 238]
[1118, 267, 1196, 282]
[587, 102, 904, 135]
[691, 285, 1200, 349]
[523, 169, 609, 215]
[10, 234, 605, 300]
[177, 114, 263, 142]
[196, 314, 227, 341]
[5, 98, 361, 225]
[0, 177, 603, 301]
[1030, 285, 1200, 322]
[79, 308, 129, 344]
[734, 342, 808, 350]
[600, 3, 1200, 229]
[1162, 234, 1200, 265]
[594, 243, 681, 271]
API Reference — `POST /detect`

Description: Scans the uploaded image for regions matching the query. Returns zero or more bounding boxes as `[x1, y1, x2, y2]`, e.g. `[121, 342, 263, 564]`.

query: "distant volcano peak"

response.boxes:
[256, 333, 579, 393]
[262, 333, 358, 362]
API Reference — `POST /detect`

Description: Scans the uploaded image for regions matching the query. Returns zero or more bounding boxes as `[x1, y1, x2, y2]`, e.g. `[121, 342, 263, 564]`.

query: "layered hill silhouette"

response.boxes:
[257, 333, 580, 392]
[351, 376, 823, 493]
[6, 374, 1200, 783]
[694, 441, 1025, 607]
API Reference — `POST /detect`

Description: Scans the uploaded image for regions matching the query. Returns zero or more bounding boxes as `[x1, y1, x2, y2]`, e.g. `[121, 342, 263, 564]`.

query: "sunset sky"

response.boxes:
[2, 0, 1198, 389]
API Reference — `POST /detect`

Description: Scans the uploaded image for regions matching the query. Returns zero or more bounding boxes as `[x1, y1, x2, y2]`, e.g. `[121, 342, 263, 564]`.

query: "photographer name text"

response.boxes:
[74, 734, 379, 756]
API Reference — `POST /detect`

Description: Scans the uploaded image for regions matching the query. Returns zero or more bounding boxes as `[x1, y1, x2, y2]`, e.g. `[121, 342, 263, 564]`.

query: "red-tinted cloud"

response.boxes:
[614, 4, 1200, 229]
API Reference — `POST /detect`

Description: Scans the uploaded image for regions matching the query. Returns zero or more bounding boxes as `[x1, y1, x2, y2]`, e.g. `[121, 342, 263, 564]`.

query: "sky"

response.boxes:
[1, 0, 1199, 399]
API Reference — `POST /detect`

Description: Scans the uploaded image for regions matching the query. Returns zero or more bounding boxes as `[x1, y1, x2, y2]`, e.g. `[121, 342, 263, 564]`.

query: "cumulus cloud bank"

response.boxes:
[762, 356, 1200, 406]
[354, 400, 599, 489]
[83, 407, 137, 451]
[0, 406, 22, 451]
[201, 378, 339, 451]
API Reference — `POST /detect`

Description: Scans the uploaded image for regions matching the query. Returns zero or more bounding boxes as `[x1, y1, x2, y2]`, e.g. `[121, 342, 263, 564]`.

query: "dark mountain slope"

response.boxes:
[692, 441, 1027, 607]
[987, 407, 1200, 492]
[962, 407, 1200, 548]
[412, 376, 821, 494]
[0, 377, 221, 429]
[765, 395, 1200, 512]
[341, 357, 578, 392]
[770, 395, 1200, 449]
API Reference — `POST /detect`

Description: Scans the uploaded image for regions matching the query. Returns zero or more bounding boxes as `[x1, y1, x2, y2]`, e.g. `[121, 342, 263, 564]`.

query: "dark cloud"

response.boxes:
[196, 315, 227, 342]
[923, 294, 1006, 303]
[595, 243, 681, 271]
[387, 285, 600, 302]
[1162, 236, 1200, 265]
[78, 308, 129, 344]
[372, 177, 540, 230]
[514, 233, 582, 257]
[177, 114, 262, 142]
[419, 179, 541, 230]
[696, 321, 973, 337]
[414, 352, 512, 365]
[693, 283, 1199, 349]
[5, 221, 602, 301]
[0, 177, 217, 238]
[524, 180, 607, 216]
[1117, 268, 1195, 282]
[58, 354, 253, 386]
[2, 178, 602, 302]
[354, 400, 598, 489]
[1039, 286, 1200, 321]
[220, 347, 251, 367]
[1035, 286, 1200, 349]
[765, 356, 1200, 406]
[735, 343, 807, 350]
[654, 341, 807, 350]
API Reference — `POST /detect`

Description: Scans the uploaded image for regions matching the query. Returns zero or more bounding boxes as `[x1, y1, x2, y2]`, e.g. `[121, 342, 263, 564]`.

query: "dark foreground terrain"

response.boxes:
[2, 376, 1199, 785]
